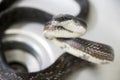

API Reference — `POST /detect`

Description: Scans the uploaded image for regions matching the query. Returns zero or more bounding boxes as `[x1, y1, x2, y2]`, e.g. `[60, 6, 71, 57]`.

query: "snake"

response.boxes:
[0, 0, 114, 80]
[0, 0, 18, 12]
[44, 14, 114, 64]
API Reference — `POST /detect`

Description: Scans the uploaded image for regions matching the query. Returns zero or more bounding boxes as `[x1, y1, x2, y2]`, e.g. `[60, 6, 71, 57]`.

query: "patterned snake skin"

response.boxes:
[0, 0, 114, 80]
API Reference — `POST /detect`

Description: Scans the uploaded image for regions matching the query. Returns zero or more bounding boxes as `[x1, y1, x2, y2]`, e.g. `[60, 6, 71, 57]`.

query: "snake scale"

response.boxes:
[0, 0, 114, 80]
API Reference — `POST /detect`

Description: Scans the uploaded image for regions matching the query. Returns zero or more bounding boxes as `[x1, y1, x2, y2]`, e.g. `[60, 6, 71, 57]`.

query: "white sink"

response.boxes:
[4, 0, 120, 80]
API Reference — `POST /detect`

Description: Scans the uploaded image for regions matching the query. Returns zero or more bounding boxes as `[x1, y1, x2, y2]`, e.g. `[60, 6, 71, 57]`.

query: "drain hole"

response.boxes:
[4, 49, 41, 73]
[2, 41, 42, 73]
[8, 61, 28, 72]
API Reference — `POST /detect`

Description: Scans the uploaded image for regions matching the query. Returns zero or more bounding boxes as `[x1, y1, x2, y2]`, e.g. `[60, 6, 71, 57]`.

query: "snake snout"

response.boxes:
[44, 15, 87, 39]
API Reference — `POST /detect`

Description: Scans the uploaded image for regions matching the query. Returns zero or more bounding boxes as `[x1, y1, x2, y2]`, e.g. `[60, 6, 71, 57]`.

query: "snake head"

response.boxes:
[44, 14, 87, 38]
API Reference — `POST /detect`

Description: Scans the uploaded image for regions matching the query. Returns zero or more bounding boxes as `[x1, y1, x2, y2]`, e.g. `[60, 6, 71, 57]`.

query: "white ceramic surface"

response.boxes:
[6, 0, 120, 80]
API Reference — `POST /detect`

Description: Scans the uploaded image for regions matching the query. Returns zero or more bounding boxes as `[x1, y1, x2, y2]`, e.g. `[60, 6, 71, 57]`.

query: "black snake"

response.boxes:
[0, 0, 114, 80]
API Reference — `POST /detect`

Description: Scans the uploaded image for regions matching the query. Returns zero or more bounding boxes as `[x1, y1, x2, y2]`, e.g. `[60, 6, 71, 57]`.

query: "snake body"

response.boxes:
[44, 15, 114, 64]
[0, 0, 114, 80]
[0, 0, 18, 12]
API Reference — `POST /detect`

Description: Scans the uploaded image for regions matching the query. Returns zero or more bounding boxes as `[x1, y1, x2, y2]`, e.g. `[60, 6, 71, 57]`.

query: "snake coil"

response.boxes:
[0, 0, 114, 80]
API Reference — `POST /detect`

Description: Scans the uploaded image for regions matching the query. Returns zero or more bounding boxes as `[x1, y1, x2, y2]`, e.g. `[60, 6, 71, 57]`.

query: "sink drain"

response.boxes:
[8, 61, 28, 72]
[3, 41, 41, 73]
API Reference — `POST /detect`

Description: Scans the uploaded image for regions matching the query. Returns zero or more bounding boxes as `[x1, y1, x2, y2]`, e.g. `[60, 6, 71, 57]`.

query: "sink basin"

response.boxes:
[3, 0, 120, 80]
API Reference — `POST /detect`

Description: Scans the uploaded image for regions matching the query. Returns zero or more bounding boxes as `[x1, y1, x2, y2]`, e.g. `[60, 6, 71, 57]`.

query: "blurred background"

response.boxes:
[3, 0, 120, 80]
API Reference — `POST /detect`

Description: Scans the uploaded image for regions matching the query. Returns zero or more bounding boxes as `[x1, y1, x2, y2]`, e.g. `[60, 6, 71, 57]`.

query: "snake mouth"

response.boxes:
[45, 26, 73, 32]
[44, 25, 86, 39]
